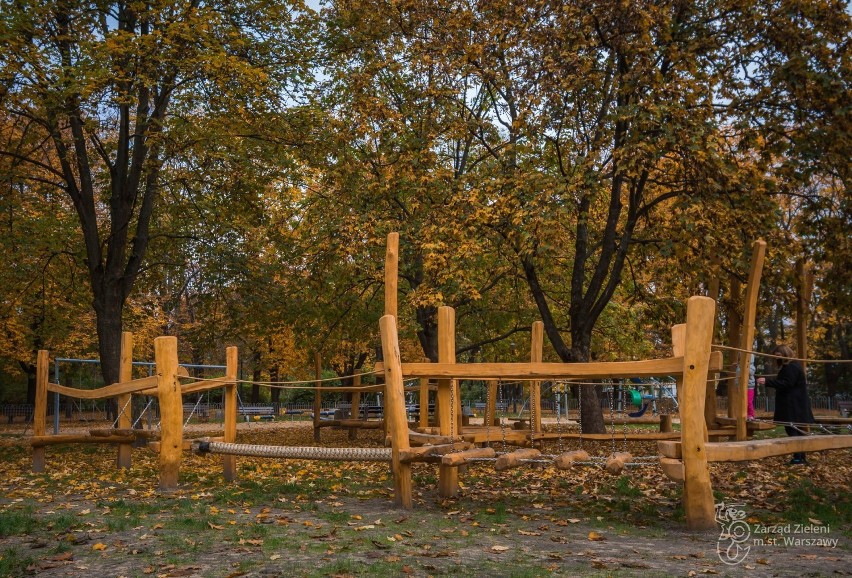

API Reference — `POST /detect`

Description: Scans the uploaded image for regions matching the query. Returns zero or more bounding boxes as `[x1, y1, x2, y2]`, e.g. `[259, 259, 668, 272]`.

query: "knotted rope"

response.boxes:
[193, 440, 392, 462]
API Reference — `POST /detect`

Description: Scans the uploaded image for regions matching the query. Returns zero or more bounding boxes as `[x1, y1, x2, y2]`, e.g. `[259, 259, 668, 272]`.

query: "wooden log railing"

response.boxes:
[374, 352, 722, 381]
[659, 435, 852, 463]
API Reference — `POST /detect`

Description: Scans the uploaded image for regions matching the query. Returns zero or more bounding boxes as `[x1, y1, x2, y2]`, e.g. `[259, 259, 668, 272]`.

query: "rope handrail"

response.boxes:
[712, 344, 852, 365]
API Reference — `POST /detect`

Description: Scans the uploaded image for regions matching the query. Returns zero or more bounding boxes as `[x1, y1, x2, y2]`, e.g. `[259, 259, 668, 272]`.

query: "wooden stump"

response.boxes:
[495, 448, 541, 471]
[605, 452, 632, 475]
[553, 450, 590, 469]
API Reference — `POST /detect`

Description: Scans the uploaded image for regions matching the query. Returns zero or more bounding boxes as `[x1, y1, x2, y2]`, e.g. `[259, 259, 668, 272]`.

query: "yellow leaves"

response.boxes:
[92, 542, 107, 551]
[587, 531, 606, 541]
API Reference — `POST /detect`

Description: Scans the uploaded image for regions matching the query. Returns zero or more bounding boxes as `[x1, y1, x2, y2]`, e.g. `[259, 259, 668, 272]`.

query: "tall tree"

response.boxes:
[0, 0, 315, 383]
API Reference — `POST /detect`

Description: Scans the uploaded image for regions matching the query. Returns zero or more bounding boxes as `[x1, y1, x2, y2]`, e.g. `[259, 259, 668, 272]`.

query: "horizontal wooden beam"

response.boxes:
[376, 353, 721, 380]
[659, 435, 852, 462]
[714, 416, 777, 431]
[47, 376, 159, 400]
[31, 434, 137, 447]
[317, 419, 385, 429]
[89, 428, 156, 438]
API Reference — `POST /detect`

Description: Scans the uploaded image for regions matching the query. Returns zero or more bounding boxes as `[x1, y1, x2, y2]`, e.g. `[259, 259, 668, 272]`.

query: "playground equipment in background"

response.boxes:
[29, 233, 852, 531]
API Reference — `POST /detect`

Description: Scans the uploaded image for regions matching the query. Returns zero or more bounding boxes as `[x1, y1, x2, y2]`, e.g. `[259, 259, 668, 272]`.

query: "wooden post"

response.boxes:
[223, 346, 238, 482]
[486, 379, 498, 426]
[155, 336, 182, 491]
[796, 260, 813, 376]
[437, 306, 458, 498]
[32, 349, 49, 472]
[313, 352, 322, 442]
[681, 296, 717, 531]
[530, 321, 543, 437]
[725, 276, 742, 418]
[418, 376, 429, 429]
[672, 324, 685, 412]
[736, 240, 766, 441]
[660, 414, 673, 433]
[379, 315, 412, 509]
[349, 373, 362, 440]
[116, 332, 133, 469]
[385, 232, 399, 318]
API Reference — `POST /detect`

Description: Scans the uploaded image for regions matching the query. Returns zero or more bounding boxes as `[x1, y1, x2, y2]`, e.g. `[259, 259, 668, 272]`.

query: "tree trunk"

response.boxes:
[93, 289, 124, 421]
[522, 254, 606, 433]
[570, 343, 606, 434]
[416, 304, 438, 362]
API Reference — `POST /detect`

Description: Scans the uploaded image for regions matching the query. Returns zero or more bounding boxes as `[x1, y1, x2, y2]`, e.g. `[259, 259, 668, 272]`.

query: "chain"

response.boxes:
[529, 380, 537, 445]
[621, 383, 628, 451]
[608, 382, 616, 454]
[498, 381, 508, 454]
[111, 394, 134, 429]
[184, 393, 205, 427]
[484, 381, 491, 449]
[132, 398, 154, 429]
[554, 382, 564, 455]
[578, 383, 583, 451]
[450, 378, 456, 441]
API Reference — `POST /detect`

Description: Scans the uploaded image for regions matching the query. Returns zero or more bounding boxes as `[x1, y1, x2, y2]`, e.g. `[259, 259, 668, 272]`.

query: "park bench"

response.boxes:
[2, 404, 33, 424]
[473, 402, 508, 412]
[239, 405, 275, 421]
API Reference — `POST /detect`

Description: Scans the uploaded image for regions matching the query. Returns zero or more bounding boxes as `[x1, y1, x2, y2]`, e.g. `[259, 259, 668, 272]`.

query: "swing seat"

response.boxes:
[628, 402, 650, 418]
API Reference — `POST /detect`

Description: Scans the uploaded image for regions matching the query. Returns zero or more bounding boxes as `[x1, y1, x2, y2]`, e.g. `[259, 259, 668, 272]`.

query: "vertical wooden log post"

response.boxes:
[437, 306, 458, 498]
[796, 260, 813, 376]
[223, 346, 238, 482]
[418, 376, 430, 429]
[32, 349, 49, 472]
[384, 232, 399, 437]
[681, 296, 717, 531]
[530, 321, 543, 437]
[385, 232, 399, 318]
[736, 239, 766, 441]
[725, 276, 742, 418]
[486, 379, 498, 427]
[349, 373, 362, 440]
[116, 331, 133, 469]
[379, 314, 412, 509]
[155, 336, 182, 492]
[672, 324, 686, 412]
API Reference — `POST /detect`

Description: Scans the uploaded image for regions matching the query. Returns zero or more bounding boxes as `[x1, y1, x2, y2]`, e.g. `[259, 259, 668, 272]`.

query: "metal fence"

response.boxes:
[4, 395, 849, 425]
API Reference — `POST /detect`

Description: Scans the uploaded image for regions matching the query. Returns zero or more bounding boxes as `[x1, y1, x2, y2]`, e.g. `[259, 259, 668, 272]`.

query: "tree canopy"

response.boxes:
[1, 0, 849, 419]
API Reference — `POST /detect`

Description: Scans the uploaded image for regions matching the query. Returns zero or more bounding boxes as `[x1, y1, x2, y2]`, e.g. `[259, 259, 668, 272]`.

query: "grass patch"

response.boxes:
[0, 506, 38, 537]
[45, 511, 80, 534]
[0, 547, 35, 578]
[783, 479, 852, 528]
[318, 510, 351, 524]
[477, 501, 508, 524]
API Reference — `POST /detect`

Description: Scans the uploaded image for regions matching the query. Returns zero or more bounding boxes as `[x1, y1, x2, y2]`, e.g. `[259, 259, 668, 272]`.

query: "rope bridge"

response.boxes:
[193, 440, 393, 462]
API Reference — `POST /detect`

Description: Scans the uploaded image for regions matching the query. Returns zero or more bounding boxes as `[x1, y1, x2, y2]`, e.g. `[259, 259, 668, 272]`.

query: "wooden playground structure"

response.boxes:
[29, 234, 852, 531]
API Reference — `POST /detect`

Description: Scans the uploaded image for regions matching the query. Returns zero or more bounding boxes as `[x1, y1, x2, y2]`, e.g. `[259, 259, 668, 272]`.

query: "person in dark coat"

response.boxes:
[757, 344, 814, 464]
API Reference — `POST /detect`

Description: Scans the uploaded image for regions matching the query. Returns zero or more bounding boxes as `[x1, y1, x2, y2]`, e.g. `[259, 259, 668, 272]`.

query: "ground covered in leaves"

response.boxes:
[1, 421, 850, 577]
